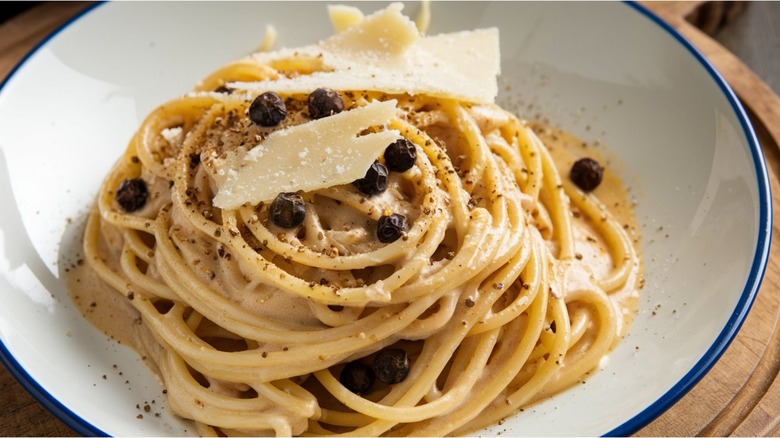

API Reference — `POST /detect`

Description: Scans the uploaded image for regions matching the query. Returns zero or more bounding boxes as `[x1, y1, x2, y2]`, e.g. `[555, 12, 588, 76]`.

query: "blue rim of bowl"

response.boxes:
[0, 2, 771, 437]
[606, 2, 773, 436]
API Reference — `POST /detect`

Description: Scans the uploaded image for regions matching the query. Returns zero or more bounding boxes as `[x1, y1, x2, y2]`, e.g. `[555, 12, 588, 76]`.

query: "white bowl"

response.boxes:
[0, 2, 770, 436]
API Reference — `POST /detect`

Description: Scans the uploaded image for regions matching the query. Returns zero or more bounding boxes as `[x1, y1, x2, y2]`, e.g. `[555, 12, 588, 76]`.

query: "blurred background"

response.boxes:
[0, 2, 40, 24]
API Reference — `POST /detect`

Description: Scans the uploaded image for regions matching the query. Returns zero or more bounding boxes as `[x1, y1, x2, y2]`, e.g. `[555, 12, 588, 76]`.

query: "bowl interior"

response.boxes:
[0, 2, 767, 436]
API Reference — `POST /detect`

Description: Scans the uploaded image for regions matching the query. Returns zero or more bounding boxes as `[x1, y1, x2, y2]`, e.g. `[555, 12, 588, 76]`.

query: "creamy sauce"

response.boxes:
[66, 252, 128, 347]
[533, 123, 642, 336]
[65, 239, 160, 374]
[65, 121, 643, 431]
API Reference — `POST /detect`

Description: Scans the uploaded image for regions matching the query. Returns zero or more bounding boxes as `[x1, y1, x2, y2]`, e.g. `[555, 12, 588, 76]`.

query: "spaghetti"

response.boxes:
[77, 4, 641, 437]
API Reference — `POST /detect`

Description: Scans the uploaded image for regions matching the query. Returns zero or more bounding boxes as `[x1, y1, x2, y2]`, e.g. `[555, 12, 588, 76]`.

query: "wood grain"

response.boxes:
[0, 2, 778, 437]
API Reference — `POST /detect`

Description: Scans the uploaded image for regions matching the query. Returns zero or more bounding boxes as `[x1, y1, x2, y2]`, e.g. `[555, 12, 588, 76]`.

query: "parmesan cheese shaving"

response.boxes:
[213, 100, 401, 209]
[327, 4, 366, 33]
[231, 3, 500, 104]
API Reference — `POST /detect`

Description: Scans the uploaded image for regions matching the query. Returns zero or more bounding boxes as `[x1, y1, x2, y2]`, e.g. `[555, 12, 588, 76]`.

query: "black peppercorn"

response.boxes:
[353, 161, 388, 196]
[339, 362, 374, 395]
[249, 91, 287, 127]
[570, 157, 604, 191]
[377, 213, 409, 243]
[270, 192, 306, 228]
[383, 138, 417, 172]
[373, 348, 410, 384]
[308, 88, 345, 119]
[115, 178, 148, 212]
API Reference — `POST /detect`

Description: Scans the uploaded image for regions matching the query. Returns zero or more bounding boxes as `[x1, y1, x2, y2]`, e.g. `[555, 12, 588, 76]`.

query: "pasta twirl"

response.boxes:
[73, 4, 641, 436]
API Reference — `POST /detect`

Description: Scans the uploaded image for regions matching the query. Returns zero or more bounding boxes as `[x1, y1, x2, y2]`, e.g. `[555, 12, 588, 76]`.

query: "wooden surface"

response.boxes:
[0, 2, 778, 436]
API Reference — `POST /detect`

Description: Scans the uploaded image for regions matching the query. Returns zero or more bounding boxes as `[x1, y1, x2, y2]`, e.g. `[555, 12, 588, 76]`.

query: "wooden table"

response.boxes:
[1, 2, 778, 436]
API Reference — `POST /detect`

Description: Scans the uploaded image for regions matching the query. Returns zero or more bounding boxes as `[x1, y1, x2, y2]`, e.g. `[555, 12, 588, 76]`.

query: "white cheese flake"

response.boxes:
[327, 4, 365, 33]
[213, 100, 401, 209]
[231, 3, 500, 103]
[320, 2, 420, 58]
